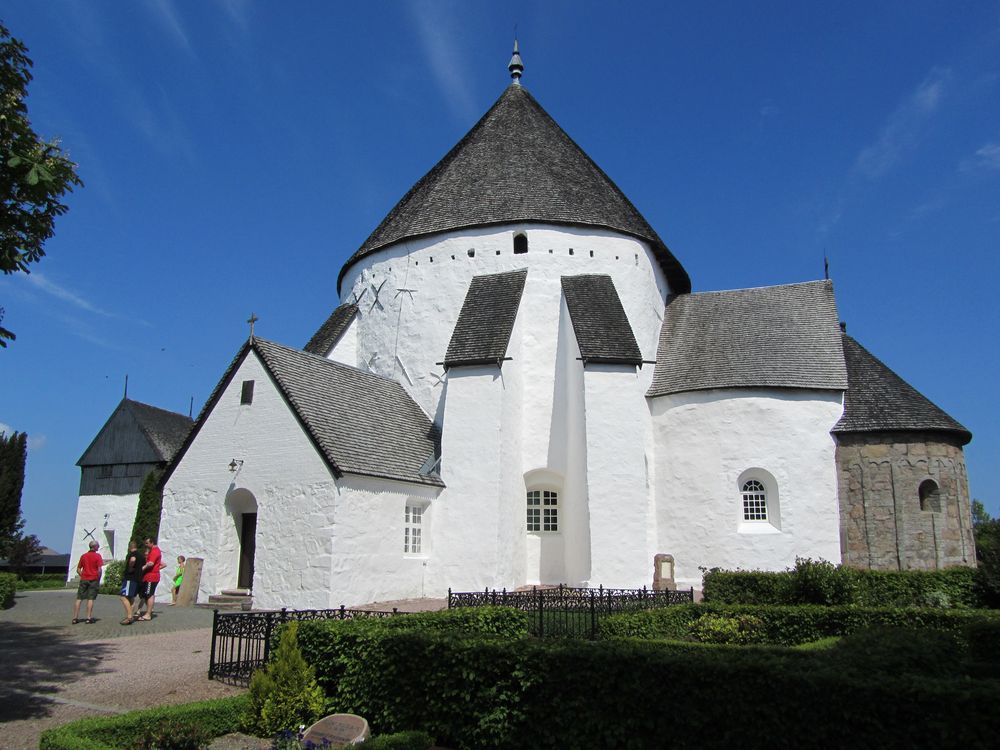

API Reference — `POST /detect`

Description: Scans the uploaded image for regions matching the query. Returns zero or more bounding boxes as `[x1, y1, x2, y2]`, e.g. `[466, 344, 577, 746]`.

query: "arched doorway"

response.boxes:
[225, 488, 258, 591]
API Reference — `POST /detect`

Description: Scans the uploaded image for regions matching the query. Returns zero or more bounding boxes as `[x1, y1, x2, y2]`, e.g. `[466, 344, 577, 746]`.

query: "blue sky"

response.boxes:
[1, 1, 998, 552]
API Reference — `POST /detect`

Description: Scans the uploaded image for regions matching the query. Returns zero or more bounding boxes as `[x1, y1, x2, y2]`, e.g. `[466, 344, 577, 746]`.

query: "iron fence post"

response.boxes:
[448, 587, 452, 609]
[590, 590, 596, 640]
[208, 608, 219, 680]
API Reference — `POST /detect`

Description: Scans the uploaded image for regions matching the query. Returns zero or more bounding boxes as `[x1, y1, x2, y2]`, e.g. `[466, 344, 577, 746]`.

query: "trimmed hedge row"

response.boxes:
[38, 695, 248, 750]
[297, 606, 528, 696]
[598, 602, 1000, 646]
[702, 561, 983, 608]
[0, 571, 16, 607]
[12, 573, 68, 590]
[299, 625, 1000, 749]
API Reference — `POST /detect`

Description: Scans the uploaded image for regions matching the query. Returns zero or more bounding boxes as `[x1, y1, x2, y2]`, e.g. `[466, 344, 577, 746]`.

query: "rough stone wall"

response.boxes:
[835, 432, 975, 570]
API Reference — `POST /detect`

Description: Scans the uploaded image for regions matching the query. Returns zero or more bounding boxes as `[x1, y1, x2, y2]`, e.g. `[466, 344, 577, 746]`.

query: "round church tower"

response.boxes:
[313, 48, 688, 588]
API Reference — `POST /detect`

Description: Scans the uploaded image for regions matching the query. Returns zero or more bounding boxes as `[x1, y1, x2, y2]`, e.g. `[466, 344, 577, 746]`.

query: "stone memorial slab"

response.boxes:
[302, 714, 371, 747]
[175, 557, 203, 607]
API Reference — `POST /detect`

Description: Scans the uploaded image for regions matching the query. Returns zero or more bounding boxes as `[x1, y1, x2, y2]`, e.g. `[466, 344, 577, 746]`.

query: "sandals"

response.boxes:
[137, 616, 152, 621]
[71, 618, 81, 625]
[120, 618, 133, 625]
[86, 618, 95, 624]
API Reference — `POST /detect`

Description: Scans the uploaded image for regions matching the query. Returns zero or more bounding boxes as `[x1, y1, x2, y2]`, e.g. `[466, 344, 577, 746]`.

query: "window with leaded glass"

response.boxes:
[741, 480, 768, 522]
[404, 504, 423, 554]
[527, 489, 558, 532]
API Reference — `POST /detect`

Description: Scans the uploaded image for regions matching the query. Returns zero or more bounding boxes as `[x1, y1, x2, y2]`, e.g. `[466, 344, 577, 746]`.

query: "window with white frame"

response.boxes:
[741, 479, 768, 522]
[404, 504, 423, 554]
[527, 490, 558, 532]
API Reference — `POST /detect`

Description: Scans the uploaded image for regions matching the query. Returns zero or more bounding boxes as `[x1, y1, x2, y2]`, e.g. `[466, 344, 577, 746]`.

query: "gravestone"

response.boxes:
[175, 557, 203, 607]
[302, 714, 371, 746]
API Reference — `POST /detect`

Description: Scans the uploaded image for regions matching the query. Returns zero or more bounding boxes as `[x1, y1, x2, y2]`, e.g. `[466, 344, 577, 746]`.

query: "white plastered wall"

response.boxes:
[67, 493, 139, 580]
[651, 388, 844, 589]
[339, 224, 670, 591]
[338, 224, 670, 420]
[326, 315, 358, 366]
[160, 348, 447, 610]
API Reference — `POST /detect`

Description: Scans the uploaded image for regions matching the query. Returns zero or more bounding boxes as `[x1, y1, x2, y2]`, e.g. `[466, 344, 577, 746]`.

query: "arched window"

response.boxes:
[737, 468, 781, 533]
[513, 232, 528, 254]
[919, 479, 941, 513]
[527, 489, 558, 532]
[741, 480, 768, 522]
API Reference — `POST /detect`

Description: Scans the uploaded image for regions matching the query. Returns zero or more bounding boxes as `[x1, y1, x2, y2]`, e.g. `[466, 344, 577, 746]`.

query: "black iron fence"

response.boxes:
[208, 606, 402, 685]
[448, 584, 694, 639]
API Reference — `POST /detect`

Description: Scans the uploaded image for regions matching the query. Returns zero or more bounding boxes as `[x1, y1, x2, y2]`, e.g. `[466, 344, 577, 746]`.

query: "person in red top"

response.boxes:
[136, 536, 165, 621]
[72, 539, 104, 624]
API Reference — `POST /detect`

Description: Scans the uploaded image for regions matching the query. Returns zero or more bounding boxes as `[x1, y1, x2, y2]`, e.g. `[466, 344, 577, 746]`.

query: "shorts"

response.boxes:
[77, 578, 100, 600]
[120, 579, 139, 599]
[139, 581, 158, 600]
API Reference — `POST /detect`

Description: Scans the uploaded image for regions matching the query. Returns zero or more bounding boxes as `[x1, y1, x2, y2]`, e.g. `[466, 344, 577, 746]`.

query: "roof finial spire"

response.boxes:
[508, 37, 523, 84]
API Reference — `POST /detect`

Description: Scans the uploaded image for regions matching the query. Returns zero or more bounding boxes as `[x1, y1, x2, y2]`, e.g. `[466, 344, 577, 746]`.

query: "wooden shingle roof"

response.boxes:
[648, 280, 848, 396]
[338, 84, 690, 295]
[304, 302, 358, 357]
[444, 268, 527, 369]
[163, 338, 442, 488]
[832, 334, 971, 444]
[77, 399, 193, 467]
[561, 274, 643, 365]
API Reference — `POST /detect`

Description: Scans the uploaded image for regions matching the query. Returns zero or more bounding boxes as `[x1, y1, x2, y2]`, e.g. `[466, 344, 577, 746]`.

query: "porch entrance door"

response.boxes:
[238, 512, 257, 590]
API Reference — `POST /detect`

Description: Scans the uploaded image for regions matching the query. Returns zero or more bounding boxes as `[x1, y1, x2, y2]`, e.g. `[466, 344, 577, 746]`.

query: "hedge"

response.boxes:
[12, 573, 68, 590]
[598, 602, 1000, 647]
[702, 562, 983, 608]
[0, 571, 16, 607]
[39, 695, 248, 750]
[299, 626, 1000, 749]
[297, 606, 528, 695]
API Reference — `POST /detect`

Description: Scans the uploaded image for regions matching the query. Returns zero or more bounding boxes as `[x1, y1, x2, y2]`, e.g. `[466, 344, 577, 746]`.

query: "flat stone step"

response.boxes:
[220, 588, 251, 597]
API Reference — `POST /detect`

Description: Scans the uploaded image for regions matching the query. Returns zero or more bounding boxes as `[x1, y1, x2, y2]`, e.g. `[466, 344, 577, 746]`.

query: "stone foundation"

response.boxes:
[835, 432, 974, 570]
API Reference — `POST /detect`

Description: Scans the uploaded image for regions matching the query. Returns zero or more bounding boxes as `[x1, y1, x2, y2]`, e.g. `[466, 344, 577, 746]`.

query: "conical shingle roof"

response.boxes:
[832, 334, 971, 444]
[338, 84, 690, 294]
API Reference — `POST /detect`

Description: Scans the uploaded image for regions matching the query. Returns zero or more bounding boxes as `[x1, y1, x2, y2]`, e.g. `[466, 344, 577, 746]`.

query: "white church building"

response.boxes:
[155, 49, 975, 610]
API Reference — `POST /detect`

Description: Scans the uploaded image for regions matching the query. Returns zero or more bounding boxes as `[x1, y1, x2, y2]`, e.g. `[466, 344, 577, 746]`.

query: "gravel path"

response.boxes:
[0, 590, 242, 750]
[0, 589, 449, 749]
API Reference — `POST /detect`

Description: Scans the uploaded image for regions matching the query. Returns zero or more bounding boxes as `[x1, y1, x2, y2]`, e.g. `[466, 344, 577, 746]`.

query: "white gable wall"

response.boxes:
[160, 350, 338, 609]
[651, 388, 844, 589]
[67, 493, 139, 580]
[326, 315, 358, 367]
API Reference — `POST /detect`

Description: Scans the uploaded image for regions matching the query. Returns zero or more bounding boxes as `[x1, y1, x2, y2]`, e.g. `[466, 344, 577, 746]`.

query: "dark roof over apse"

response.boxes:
[832, 334, 971, 444]
[648, 280, 848, 397]
[163, 338, 442, 488]
[444, 268, 528, 369]
[304, 302, 359, 356]
[77, 399, 193, 467]
[337, 84, 690, 296]
[561, 274, 643, 365]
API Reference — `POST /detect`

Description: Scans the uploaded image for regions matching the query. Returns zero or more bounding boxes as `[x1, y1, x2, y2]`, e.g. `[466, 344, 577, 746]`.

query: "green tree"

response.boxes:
[6, 532, 41, 578]
[130, 468, 163, 545]
[1, 21, 83, 347]
[972, 499, 992, 527]
[0, 429, 27, 556]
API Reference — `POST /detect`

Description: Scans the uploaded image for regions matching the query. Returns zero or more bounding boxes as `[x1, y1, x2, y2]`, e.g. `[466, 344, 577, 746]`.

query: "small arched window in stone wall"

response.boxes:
[919, 479, 942, 513]
[741, 480, 768, 522]
[513, 232, 528, 254]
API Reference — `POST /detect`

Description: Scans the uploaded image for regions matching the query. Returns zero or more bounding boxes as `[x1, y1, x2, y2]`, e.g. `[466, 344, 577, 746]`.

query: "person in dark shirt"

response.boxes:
[118, 540, 145, 625]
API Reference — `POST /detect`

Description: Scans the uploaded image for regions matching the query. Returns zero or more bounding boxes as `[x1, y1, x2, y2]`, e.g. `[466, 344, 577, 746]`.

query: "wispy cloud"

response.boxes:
[406, 1, 478, 123]
[147, 0, 196, 57]
[854, 67, 952, 180]
[961, 138, 1000, 171]
[27, 274, 112, 316]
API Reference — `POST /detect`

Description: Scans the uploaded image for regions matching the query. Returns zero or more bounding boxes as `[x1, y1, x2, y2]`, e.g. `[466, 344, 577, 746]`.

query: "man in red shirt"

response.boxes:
[72, 540, 104, 624]
[136, 536, 165, 621]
